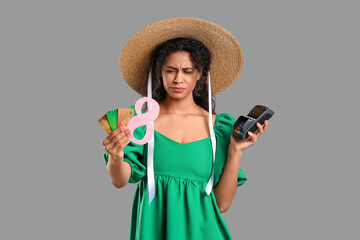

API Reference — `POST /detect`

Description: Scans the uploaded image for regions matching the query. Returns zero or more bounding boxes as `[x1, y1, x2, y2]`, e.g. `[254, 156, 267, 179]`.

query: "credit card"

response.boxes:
[106, 109, 118, 131]
[117, 108, 134, 128]
[98, 113, 111, 134]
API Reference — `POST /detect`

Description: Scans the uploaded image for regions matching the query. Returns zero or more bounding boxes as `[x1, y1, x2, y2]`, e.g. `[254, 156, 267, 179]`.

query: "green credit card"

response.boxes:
[106, 109, 118, 131]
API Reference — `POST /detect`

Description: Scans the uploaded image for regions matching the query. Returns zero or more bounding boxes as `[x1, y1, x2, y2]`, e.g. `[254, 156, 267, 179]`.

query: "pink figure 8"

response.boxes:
[126, 97, 160, 145]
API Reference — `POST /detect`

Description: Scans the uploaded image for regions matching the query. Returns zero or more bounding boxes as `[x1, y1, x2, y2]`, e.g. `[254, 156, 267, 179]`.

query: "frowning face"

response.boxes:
[161, 51, 201, 100]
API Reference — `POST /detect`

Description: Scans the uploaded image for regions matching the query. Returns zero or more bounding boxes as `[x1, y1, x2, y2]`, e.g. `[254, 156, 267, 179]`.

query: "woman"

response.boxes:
[102, 18, 268, 239]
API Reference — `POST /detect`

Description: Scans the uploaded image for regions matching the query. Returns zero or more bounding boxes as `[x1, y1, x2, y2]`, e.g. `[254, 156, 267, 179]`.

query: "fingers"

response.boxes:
[102, 128, 121, 146]
[247, 120, 269, 144]
[263, 120, 268, 132]
[102, 127, 132, 156]
[106, 139, 131, 157]
[254, 121, 268, 136]
[247, 131, 257, 145]
[104, 136, 131, 157]
[105, 133, 131, 152]
[102, 127, 130, 146]
[233, 121, 269, 151]
[256, 122, 264, 135]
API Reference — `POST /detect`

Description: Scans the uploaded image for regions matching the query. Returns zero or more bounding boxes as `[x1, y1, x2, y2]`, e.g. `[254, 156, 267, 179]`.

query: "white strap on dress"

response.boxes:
[147, 71, 155, 204]
[205, 72, 217, 195]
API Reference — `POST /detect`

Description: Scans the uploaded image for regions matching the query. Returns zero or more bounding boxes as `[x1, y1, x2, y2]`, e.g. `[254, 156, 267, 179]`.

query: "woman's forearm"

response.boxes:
[106, 155, 132, 189]
[213, 146, 243, 213]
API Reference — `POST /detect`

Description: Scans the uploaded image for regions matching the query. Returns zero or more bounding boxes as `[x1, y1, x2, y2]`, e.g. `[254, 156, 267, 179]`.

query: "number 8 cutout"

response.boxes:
[126, 97, 160, 145]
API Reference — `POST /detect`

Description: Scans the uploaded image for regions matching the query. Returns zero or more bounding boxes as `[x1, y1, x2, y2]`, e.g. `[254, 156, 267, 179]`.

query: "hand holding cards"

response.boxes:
[98, 97, 160, 145]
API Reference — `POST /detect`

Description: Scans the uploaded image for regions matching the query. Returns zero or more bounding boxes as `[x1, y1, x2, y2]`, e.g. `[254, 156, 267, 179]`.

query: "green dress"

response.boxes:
[104, 109, 247, 240]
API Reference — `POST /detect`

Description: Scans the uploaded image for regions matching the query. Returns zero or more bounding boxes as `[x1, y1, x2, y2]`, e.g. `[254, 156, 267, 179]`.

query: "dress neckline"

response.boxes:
[154, 114, 220, 145]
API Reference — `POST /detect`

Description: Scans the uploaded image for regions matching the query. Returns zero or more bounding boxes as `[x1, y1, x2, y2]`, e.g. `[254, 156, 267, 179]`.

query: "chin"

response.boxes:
[167, 92, 189, 100]
[168, 94, 184, 100]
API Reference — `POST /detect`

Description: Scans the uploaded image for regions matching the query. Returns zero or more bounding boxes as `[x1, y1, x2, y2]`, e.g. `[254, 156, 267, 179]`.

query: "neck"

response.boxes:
[161, 94, 199, 115]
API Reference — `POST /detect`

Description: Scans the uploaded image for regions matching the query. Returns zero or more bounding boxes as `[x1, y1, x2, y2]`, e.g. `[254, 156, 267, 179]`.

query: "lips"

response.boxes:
[171, 87, 185, 93]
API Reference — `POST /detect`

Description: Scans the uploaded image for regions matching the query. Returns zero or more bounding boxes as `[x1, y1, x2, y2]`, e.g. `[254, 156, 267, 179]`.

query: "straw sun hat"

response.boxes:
[119, 17, 244, 96]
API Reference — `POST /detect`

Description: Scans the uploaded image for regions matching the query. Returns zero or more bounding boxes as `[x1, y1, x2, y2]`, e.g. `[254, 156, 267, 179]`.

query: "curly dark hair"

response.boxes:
[149, 37, 216, 114]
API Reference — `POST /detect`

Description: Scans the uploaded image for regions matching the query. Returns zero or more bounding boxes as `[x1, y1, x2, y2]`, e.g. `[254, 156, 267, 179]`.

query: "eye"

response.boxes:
[183, 68, 193, 74]
[166, 70, 175, 73]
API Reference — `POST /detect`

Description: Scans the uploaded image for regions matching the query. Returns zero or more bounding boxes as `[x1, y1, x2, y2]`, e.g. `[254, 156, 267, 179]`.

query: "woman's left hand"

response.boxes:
[229, 120, 269, 152]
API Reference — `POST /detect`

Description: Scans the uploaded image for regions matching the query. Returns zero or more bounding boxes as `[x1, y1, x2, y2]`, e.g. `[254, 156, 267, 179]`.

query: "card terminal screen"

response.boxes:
[248, 107, 265, 119]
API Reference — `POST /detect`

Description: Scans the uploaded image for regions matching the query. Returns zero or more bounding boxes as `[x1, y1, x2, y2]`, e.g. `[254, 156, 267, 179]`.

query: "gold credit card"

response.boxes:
[117, 108, 134, 128]
[98, 113, 111, 134]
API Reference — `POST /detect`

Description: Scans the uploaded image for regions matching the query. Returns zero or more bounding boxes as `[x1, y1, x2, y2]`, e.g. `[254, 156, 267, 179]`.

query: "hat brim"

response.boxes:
[120, 17, 244, 96]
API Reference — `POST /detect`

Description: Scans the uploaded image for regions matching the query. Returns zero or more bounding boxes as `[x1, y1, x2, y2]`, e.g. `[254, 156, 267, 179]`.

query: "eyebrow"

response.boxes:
[165, 66, 193, 70]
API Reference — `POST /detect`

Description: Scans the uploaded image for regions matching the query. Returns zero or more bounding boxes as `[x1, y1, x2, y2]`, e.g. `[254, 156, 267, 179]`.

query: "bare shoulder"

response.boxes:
[198, 107, 216, 125]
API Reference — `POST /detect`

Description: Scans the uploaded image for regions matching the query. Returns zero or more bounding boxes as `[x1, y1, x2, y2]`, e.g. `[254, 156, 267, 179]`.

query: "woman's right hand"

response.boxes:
[102, 126, 132, 163]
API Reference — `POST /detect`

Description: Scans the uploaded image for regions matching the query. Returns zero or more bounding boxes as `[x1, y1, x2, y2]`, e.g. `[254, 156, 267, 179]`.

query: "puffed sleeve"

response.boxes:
[104, 105, 147, 183]
[213, 113, 247, 188]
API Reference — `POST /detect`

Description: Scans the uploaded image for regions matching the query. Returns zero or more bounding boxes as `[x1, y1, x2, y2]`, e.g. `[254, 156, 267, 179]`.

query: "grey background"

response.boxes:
[1, 0, 359, 239]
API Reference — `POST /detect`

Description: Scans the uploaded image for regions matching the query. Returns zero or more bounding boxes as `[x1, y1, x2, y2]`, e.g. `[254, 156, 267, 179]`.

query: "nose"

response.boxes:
[173, 71, 184, 84]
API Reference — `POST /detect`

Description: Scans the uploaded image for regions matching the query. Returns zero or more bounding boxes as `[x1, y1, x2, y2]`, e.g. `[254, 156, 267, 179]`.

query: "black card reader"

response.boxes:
[233, 105, 274, 139]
